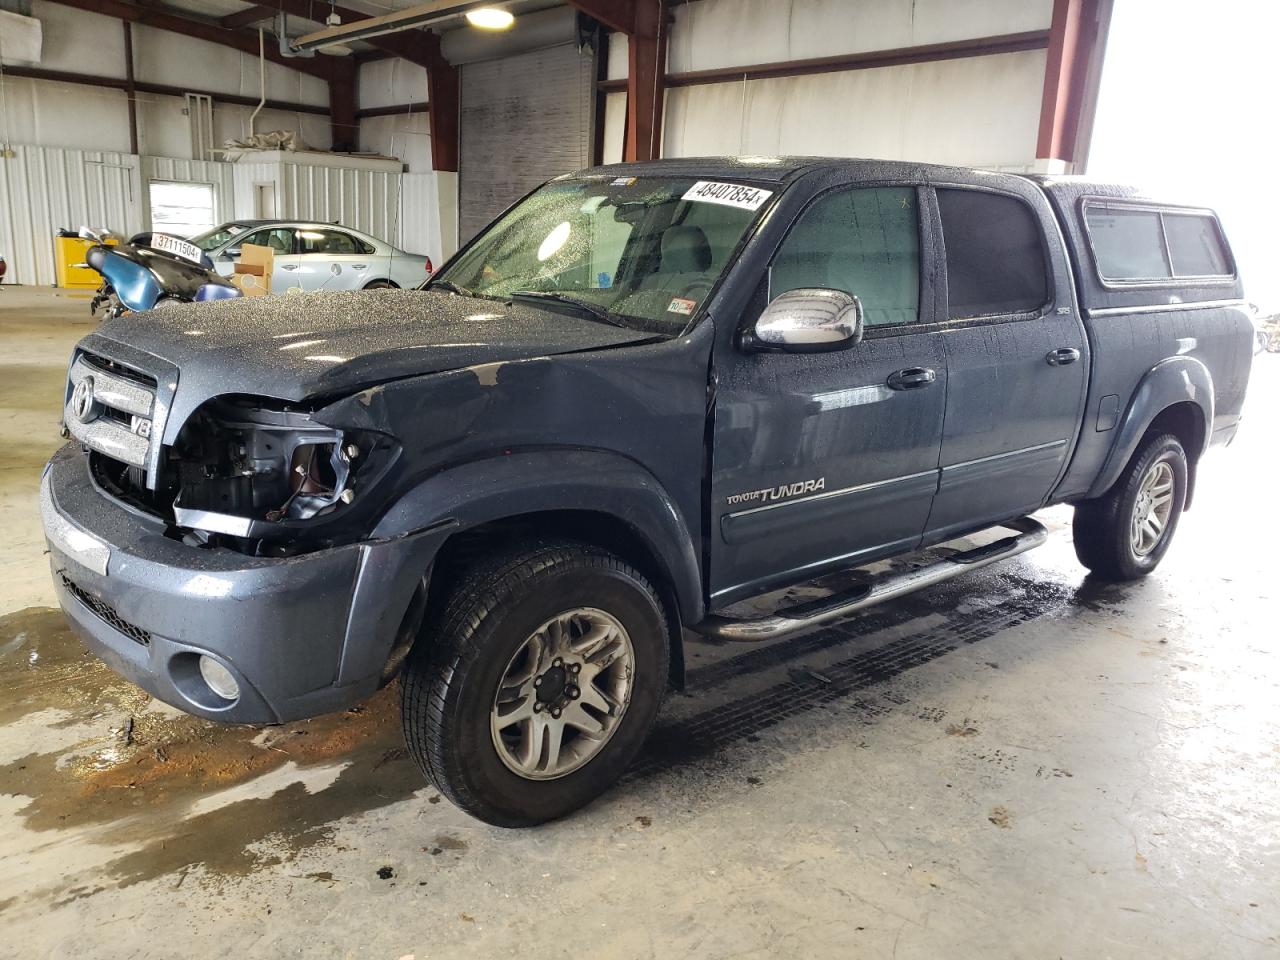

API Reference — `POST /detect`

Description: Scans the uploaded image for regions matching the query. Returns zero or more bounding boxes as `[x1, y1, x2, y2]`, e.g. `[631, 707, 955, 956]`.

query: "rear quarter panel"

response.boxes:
[1039, 180, 1253, 500]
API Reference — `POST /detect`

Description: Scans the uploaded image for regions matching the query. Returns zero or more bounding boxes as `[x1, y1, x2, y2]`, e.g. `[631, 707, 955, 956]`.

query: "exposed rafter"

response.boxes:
[564, 0, 635, 34]
[220, 1, 446, 68]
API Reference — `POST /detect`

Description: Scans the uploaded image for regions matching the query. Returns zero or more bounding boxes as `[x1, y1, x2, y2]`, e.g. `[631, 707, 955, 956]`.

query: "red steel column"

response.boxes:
[1037, 0, 1102, 163]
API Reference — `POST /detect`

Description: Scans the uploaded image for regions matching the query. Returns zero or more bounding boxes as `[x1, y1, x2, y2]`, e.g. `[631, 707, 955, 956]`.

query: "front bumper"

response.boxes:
[41, 444, 446, 724]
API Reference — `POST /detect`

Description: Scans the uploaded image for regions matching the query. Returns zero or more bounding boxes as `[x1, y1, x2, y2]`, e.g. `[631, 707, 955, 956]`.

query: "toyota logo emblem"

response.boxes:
[71, 376, 97, 423]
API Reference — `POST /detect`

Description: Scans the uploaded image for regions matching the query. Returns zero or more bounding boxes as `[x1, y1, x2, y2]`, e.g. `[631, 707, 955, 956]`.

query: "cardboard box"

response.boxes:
[231, 242, 274, 296]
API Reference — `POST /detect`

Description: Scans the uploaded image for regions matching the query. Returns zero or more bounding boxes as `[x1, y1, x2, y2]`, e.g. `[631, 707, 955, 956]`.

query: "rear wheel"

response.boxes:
[1073, 433, 1187, 581]
[363, 279, 396, 290]
[400, 540, 669, 826]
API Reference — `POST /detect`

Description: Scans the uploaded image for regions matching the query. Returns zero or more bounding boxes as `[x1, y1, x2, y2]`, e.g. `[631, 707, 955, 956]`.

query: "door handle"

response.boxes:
[281, 263, 299, 271]
[886, 367, 937, 390]
[1046, 347, 1081, 366]
[352, 264, 367, 270]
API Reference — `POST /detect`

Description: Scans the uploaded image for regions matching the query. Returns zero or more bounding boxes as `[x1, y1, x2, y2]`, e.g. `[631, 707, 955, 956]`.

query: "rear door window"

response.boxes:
[239, 227, 294, 255]
[298, 230, 366, 255]
[936, 189, 1049, 318]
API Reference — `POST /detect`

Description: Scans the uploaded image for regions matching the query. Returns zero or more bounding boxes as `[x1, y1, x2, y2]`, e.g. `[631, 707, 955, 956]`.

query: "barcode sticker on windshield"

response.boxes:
[682, 181, 772, 211]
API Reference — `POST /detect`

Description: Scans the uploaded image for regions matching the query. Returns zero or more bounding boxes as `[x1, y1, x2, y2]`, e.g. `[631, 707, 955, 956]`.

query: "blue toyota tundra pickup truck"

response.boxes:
[41, 158, 1254, 825]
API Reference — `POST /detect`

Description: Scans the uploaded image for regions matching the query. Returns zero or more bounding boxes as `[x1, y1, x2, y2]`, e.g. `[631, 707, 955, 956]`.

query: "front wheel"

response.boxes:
[1073, 433, 1187, 581]
[400, 540, 669, 826]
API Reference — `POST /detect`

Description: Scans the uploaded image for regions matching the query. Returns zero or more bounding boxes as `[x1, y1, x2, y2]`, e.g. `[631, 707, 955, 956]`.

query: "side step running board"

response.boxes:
[692, 517, 1048, 643]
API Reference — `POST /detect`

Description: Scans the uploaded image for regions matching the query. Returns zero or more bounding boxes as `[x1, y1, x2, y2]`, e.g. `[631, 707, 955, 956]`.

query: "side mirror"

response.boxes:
[747, 288, 864, 353]
[222, 247, 241, 260]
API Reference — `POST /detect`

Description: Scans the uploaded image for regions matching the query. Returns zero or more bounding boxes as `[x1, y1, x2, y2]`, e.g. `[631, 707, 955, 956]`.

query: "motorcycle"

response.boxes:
[79, 227, 241, 319]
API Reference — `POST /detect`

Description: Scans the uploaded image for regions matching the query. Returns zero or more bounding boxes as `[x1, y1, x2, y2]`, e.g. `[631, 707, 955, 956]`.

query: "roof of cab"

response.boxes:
[574, 155, 1007, 184]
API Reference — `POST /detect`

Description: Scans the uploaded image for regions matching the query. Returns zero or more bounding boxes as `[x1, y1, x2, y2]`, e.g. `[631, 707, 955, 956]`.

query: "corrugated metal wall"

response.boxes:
[279, 165, 401, 242]
[2, 148, 431, 286]
[0, 145, 142, 286]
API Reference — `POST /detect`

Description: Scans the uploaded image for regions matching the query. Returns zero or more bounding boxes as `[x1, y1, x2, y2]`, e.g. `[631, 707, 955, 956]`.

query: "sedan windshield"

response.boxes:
[432, 177, 774, 332]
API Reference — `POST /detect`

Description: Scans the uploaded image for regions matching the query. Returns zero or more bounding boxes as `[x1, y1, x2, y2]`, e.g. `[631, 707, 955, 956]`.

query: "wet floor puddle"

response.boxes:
[0, 607, 429, 899]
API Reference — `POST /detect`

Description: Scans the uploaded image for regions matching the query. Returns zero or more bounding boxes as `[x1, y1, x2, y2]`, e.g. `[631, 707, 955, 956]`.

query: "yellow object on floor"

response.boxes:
[54, 235, 116, 289]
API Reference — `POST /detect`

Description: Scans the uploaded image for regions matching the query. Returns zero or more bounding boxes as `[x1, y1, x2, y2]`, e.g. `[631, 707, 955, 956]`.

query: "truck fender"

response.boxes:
[370, 449, 705, 625]
[1086, 356, 1213, 500]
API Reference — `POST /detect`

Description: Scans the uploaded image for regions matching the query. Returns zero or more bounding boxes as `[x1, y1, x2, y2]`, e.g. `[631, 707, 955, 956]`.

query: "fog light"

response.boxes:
[198, 655, 240, 701]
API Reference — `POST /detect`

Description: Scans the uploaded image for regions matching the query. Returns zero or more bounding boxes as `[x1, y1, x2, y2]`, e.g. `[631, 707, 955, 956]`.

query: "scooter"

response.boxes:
[79, 227, 241, 319]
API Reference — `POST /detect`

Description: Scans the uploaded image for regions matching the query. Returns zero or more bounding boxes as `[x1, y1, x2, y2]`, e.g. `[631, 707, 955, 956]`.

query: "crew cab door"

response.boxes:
[709, 184, 947, 607]
[923, 183, 1089, 540]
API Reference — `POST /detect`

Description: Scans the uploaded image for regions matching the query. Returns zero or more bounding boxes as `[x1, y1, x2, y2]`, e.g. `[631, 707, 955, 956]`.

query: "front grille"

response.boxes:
[79, 351, 158, 389]
[60, 573, 152, 647]
[65, 351, 159, 473]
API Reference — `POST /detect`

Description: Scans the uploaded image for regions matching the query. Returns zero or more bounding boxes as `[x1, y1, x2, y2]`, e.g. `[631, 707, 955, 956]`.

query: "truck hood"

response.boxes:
[92, 288, 657, 402]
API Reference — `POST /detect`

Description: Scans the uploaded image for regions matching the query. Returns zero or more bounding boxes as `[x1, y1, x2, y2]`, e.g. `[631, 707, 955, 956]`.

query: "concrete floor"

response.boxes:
[1, 285, 1277, 959]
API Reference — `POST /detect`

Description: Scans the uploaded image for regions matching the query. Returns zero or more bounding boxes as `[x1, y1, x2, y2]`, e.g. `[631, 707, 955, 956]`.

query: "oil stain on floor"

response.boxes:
[0, 606, 427, 903]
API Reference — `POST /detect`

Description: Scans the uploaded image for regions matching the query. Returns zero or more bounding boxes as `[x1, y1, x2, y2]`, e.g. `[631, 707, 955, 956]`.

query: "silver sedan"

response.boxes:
[191, 220, 432, 293]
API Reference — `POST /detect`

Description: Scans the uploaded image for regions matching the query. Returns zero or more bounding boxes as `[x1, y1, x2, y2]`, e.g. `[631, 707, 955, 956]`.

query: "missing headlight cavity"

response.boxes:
[168, 396, 359, 535]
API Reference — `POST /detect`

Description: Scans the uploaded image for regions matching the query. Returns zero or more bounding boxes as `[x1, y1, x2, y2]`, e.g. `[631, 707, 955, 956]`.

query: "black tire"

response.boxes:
[1073, 433, 1187, 581]
[400, 540, 669, 827]
[363, 279, 397, 290]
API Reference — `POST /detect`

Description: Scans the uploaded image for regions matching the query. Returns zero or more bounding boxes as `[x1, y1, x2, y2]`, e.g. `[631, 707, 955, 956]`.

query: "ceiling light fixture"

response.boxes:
[465, 7, 514, 30]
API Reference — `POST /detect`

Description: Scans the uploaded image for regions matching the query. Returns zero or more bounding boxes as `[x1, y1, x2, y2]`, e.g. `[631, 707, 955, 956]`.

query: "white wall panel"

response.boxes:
[605, 30, 628, 81]
[663, 49, 1047, 169]
[27, 0, 125, 78]
[359, 112, 432, 172]
[667, 0, 1053, 73]
[357, 60, 429, 111]
[0, 77, 132, 154]
[397, 172, 442, 263]
[0, 145, 142, 286]
[602, 91, 625, 164]
[275, 163, 401, 243]
[131, 26, 328, 107]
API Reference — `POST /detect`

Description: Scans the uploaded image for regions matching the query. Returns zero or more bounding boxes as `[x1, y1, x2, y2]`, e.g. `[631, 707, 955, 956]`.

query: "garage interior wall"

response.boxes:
[0, 147, 446, 285]
[0, 1, 449, 283]
[0, 1, 333, 154]
[601, 0, 1056, 170]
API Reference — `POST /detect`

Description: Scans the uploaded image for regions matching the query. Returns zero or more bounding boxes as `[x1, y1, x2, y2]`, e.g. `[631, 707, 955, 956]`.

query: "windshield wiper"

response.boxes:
[429, 279, 475, 297]
[509, 290, 625, 327]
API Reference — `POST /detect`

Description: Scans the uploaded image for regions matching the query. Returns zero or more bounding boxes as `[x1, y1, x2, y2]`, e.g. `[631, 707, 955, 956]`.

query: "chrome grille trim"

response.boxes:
[64, 351, 158, 473]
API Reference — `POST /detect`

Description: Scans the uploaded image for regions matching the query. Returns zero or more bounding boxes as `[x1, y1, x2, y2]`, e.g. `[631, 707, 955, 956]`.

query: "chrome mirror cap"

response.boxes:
[748, 288, 864, 353]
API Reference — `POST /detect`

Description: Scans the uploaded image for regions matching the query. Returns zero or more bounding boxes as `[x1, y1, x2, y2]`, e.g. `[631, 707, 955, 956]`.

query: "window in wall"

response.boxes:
[937, 189, 1049, 318]
[1084, 206, 1171, 280]
[771, 186, 921, 328]
[148, 180, 216, 239]
[1163, 213, 1232, 277]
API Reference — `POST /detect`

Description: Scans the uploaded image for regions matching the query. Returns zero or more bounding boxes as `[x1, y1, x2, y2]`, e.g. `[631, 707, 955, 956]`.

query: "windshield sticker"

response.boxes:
[611, 177, 637, 186]
[682, 181, 773, 211]
[667, 297, 697, 315]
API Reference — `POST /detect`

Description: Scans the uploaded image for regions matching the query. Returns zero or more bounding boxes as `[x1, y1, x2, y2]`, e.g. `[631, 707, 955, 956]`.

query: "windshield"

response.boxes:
[432, 177, 774, 332]
[189, 223, 249, 251]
